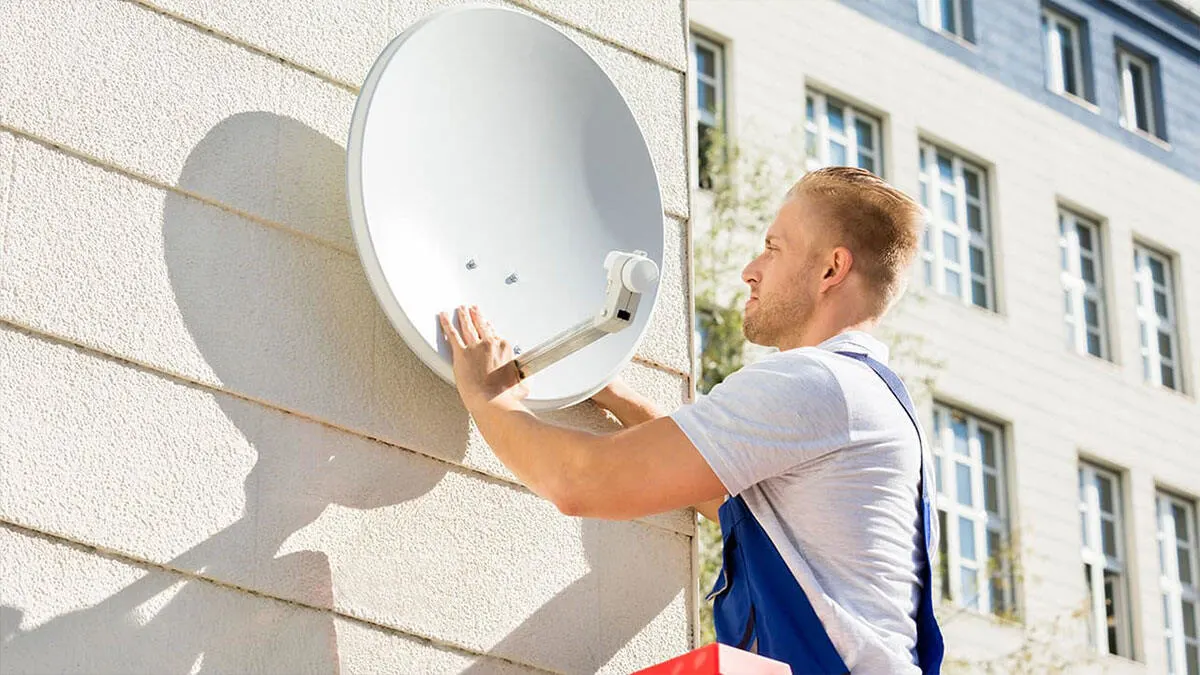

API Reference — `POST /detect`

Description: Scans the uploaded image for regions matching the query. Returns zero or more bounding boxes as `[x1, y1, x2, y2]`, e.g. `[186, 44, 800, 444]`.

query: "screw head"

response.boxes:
[506, 273, 519, 284]
[465, 258, 477, 270]
[513, 345, 522, 355]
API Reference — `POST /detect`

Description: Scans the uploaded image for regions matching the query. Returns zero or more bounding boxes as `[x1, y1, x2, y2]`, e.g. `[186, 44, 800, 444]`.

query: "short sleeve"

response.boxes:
[669, 351, 851, 497]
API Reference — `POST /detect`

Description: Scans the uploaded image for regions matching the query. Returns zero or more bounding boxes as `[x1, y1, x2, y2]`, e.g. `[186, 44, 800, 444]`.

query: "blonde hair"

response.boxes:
[787, 167, 925, 316]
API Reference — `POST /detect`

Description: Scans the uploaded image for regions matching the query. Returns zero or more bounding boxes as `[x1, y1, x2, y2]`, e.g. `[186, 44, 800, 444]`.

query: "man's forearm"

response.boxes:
[468, 397, 599, 514]
[593, 382, 663, 427]
[595, 383, 725, 522]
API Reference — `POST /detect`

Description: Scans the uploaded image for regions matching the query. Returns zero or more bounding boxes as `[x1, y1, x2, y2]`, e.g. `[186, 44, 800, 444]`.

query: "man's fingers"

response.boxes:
[472, 306, 497, 341]
[457, 306, 480, 345]
[439, 312, 466, 351]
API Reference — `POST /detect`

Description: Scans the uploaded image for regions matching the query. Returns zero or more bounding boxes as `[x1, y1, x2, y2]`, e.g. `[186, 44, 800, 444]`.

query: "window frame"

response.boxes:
[918, 141, 994, 310]
[803, 89, 884, 176]
[1158, 491, 1200, 675]
[1080, 462, 1133, 658]
[690, 32, 726, 191]
[1117, 47, 1159, 138]
[1133, 244, 1182, 392]
[1042, 6, 1086, 99]
[919, 0, 972, 42]
[1059, 208, 1109, 360]
[931, 403, 1014, 617]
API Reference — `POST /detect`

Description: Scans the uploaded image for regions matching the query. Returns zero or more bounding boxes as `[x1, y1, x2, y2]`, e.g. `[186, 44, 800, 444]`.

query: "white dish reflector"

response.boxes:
[347, 6, 665, 410]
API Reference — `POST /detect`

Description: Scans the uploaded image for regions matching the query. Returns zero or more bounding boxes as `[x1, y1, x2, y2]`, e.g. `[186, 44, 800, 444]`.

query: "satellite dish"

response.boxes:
[347, 6, 665, 411]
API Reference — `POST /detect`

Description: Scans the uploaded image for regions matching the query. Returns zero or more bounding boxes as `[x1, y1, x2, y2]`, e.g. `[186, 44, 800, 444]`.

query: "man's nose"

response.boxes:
[742, 259, 758, 285]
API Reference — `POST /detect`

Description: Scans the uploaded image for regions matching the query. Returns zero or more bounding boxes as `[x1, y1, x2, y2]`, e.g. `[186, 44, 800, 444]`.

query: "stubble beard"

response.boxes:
[742, 289, 815, 348]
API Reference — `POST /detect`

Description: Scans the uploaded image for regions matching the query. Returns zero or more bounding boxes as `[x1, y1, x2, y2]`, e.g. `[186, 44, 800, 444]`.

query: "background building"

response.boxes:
[689, 0, 1199, 672]
[0, 1, 696, 672]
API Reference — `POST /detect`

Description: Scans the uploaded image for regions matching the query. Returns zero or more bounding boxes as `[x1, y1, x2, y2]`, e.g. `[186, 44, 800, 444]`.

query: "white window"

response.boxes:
[804, 90, 883, 176]
[918, 142, 993, 309]
[1134, 244, 1181, 391]
[1118, 48, 1159, 137]
[919, 0, 974, 42]
[1159, 492, 1200, 675]
[1080, 463, 1132, 658]
[931, 405, 1012, 616]
[1059, 209, 1108, 359]
[691, 33, 725, 190]
[1042, 7, 1086, 98]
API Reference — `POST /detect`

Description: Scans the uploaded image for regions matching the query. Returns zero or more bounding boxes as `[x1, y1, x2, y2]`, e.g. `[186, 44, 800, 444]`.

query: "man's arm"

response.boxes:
[470, 396, 726, 519]
[438, 306, 726, 520]
[592, 380, 725, 522]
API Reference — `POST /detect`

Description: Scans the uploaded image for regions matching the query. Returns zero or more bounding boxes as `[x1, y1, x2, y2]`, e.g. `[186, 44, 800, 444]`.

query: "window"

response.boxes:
[1042, 7, 1086, 99]
[931, 405, 1013, 616]
[691, 34, 725, 190]
[918, 141, 994, 309]
[918, 0, 975, 42]
[1117, 47, 1161, 138]
[1159, 492, 1200, 675]
[1059, 209, 1108, 359]
[1134, 244, 1182, 391]
[1080, 463, 1132, 658]
[804, 90, 883, 175]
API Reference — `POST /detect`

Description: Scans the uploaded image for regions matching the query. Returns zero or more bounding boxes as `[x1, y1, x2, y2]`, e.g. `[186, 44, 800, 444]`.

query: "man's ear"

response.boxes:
[820, 247, 854, 291]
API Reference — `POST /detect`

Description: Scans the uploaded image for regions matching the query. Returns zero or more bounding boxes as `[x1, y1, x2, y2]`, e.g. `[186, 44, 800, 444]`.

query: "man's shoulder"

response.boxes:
[711, 349, 847, 410]
[745, 346, 862, 381]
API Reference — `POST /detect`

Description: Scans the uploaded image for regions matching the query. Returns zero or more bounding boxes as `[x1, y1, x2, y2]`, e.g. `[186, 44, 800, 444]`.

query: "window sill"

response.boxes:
[1093, 651, 1142, 669]
[1120, 125, 1172, 151]
[936, 600, 1023, 628]
[1066, 347, 1121, 372]
[1140, 378, 1194, 403]
[1050, 89, 1100, 115]
[922, 26, 979, 52]
[921, 287, 1004, 321]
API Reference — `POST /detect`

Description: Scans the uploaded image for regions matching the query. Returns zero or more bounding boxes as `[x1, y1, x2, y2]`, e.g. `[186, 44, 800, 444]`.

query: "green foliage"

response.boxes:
[697, 516, 723, 646]
[696, 297, 745, 395]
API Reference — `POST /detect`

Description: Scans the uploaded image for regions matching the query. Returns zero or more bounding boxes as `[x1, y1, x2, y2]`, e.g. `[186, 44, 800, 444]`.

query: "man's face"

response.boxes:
[740, 195, 826, 348]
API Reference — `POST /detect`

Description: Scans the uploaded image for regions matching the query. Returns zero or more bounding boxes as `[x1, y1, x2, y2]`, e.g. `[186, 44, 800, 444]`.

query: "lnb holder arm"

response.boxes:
[513, 250, 659, 380]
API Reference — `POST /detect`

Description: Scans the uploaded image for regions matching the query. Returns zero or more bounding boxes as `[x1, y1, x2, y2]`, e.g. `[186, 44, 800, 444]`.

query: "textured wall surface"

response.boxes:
[690, 1, 1198, 673]
[0, 1, 693, 673]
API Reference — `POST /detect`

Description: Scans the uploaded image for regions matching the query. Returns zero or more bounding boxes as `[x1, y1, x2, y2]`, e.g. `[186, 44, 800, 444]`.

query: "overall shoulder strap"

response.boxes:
[834, 351, 935, 556]
[836, 350, 945, 673]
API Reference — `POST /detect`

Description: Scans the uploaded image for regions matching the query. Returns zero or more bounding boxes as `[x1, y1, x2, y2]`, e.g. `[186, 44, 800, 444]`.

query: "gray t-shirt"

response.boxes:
[671, 331, 935, 675]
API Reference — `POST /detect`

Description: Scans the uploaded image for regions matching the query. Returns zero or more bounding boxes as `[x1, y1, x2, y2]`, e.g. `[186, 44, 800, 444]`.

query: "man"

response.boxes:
[438, 167, 943, 674]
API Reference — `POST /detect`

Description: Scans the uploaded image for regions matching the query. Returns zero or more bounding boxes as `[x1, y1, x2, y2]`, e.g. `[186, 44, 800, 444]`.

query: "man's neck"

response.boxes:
[777, 317, 878, 351]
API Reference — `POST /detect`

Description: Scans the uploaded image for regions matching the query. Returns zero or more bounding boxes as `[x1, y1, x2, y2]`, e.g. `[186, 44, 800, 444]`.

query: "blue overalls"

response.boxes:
[706, 351, 944, 674]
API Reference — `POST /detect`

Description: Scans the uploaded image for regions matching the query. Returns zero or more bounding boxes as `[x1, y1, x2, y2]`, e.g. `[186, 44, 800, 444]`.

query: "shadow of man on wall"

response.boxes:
[0, 112, 471, 673]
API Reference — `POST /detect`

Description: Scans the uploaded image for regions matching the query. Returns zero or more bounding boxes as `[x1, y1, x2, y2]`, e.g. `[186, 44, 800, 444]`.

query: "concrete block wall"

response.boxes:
[689, 1, 1198, 672]
[0, 1, 694, 672]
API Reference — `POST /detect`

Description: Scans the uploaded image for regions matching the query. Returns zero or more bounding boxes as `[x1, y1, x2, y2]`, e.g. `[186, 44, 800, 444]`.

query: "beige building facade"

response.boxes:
[689, 1, 1199, 673]
[0, 1, 696, 672]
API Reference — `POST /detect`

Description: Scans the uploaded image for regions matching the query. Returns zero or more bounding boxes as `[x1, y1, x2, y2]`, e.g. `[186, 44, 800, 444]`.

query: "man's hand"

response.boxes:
[438, 305, 528, 411]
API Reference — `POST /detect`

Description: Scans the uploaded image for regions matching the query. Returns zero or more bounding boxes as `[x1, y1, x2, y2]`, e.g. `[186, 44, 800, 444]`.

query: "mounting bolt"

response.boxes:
[465, 258, 477, 270]
[506, 273, 519, 285]
[513, 345, 522, 355]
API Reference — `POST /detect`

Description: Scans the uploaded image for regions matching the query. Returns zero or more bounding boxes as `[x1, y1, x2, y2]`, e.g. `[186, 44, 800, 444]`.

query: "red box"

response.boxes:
[632, 643, 792, 675]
